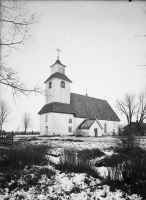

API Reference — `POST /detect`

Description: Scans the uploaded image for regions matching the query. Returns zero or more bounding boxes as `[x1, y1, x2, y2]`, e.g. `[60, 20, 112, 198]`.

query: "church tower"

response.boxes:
[44, 48, 72, 104]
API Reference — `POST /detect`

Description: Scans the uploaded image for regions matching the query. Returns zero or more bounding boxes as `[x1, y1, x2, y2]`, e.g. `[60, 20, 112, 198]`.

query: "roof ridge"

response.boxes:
[71, 92, 106, 102]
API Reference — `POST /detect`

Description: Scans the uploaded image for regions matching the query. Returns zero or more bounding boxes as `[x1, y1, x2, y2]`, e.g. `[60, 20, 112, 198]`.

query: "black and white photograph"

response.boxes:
[0, 0, 146, 199]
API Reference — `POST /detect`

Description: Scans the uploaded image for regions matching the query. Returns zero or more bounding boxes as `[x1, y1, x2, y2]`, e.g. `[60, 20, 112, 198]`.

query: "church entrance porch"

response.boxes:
[76, 119, 103, 137]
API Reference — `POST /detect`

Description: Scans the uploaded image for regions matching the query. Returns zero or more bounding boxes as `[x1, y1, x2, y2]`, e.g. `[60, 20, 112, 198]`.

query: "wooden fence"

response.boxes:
[0, 131, 14, 149]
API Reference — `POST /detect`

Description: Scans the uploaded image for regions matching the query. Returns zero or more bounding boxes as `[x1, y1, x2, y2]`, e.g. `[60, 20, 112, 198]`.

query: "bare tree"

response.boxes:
[21, 112, 33, 134]
[116, 93, 137, 124]
[0, 100, 11, 130]
[0, 0, 44, 98]
[136, 92, 146, 130]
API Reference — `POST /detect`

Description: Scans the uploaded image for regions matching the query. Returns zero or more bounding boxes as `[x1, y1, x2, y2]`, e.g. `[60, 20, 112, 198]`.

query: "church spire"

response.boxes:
[55, 47, 61, 59]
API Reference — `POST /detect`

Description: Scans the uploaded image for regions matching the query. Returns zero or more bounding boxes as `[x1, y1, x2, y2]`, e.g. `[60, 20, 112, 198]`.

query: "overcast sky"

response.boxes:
[1, 1, 146, 131]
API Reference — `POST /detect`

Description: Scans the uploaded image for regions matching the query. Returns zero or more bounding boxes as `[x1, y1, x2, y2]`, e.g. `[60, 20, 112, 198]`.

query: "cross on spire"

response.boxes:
[55, 47, 61, 59]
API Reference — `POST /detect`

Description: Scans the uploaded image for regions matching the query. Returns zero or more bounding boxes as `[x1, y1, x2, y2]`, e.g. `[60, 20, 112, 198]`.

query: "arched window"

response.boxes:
[61, 81, 65, 88]
[49, 81, 52, 89]
[69, 119, 72, 123]
[104, 123, 107, 133]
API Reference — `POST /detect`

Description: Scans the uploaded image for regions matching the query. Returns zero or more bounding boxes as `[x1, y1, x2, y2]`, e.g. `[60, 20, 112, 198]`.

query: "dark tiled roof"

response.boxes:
[38, 93, 120, 122]
[50, 59, 66, 68]
[78, 119, 95, 129]
[44, 72, 72, 83]
[70, 93, 120, 121]
[38, 102, 75, 115]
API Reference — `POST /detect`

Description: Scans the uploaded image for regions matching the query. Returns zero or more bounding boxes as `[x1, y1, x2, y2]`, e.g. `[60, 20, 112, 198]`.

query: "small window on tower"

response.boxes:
[49, 81, 52, 89]
[61, 81, 65, 88]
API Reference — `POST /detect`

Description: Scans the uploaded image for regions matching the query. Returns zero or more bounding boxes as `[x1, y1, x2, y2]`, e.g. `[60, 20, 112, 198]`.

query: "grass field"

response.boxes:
[0, 135, 146, 200]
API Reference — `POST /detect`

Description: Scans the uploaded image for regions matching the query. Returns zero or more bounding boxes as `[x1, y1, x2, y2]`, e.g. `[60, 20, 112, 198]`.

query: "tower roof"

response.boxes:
[50, 59, 66, 68]
[55, 59, 61, 64]
[44, 72, 72, 83]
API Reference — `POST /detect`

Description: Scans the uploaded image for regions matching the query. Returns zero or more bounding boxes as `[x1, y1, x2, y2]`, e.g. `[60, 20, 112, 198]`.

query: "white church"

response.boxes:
[38, 50, 120, 137]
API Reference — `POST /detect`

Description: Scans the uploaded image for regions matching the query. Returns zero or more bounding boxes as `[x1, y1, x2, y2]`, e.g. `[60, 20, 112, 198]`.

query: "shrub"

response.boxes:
[117, 124, 124, 136]
[94, 154, 126, 168]
[116, 134, 139, 154]
[0, 143, 52, 173]
[0, 143, 53, 190]
[58, 148, 90, 173]
[106, 148, 146, 188]
[95, 135, 146, 195]
[3, 166, 56, 191]
[103, 130, 145, 185]
[77, 148, 105, 160]
[55, 148, 103, 178]
[122, 149, 146, 183]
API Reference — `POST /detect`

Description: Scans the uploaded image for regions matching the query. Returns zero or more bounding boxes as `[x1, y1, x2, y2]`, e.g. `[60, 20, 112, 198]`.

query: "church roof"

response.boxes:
[44, 72, 72, 83]
[38, 93, 120, 122]
[70, 93, 120, 121]
[50, 59, 66, 68]
[78, 119, 95, 129]
[38, 102, 75, 115]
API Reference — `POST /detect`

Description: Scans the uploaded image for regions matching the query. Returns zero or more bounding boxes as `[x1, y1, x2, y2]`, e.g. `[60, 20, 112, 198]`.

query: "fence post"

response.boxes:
[11, 131, 14, 150]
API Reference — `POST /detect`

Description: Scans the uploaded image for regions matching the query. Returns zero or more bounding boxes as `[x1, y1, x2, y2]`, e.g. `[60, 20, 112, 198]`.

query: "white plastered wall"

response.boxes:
[76, 129, 90, 137]
[40, 112, 74, 135]
[73, 117, 86, 135]
[45, 78, 71, 104]
[40, 112, 120, 136]
[98, 120, 120, 135]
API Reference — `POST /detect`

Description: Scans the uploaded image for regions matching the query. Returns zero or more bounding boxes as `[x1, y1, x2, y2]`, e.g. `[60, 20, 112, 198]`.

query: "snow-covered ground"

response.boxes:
[27, 135, 119, 150]
[0, 136, 145, 200]
[0, 165, 142, 200]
